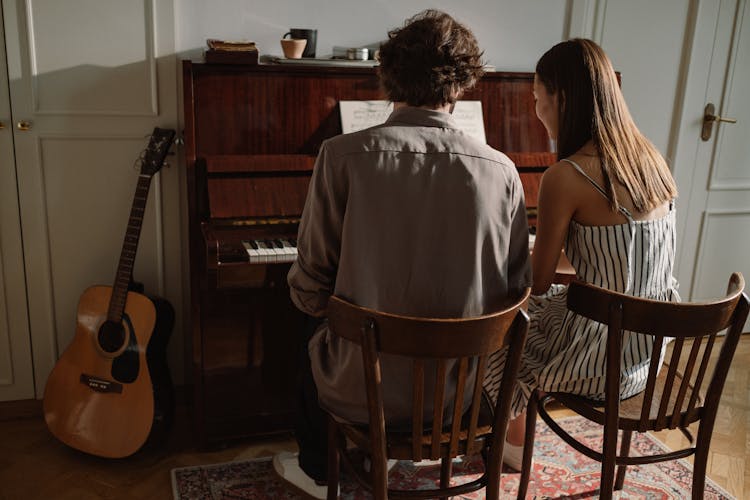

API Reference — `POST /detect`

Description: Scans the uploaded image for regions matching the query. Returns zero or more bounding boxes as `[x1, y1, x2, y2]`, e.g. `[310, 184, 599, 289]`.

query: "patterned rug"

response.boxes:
[171, 416, 734, 499]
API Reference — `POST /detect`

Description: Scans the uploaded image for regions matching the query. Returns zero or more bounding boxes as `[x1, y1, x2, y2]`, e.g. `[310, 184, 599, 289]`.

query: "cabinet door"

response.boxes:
[0, 2, 34, 402]
[2, 0, 182, 398]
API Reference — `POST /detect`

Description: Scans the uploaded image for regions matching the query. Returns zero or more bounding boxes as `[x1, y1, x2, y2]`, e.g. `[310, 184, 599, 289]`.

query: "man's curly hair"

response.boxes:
[377, 10, 485, 107]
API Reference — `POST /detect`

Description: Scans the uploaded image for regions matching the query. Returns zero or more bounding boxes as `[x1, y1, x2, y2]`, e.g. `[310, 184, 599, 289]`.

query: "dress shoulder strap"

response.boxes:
[560, 158, 634, 220]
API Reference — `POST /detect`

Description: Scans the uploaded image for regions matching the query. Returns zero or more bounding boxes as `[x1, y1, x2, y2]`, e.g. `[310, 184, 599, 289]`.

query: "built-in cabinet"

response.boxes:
[0, 0, 183, 402]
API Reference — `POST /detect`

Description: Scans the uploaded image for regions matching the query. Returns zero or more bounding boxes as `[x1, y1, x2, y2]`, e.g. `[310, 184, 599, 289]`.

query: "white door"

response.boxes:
[2, 0, 183, 399]
[674, 0, 750, 310]
[0, 3, 34, 402]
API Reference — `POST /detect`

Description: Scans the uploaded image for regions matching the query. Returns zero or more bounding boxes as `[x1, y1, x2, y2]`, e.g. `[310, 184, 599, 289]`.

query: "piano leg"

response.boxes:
[249, 296, 264, 368]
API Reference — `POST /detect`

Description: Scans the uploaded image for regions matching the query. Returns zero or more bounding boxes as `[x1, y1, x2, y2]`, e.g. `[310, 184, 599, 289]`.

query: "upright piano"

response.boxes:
[182, 61, 556, 447]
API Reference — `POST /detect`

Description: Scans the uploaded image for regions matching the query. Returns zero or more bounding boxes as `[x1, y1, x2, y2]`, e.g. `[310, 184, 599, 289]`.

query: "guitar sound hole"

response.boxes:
[98, 320, 126, 353]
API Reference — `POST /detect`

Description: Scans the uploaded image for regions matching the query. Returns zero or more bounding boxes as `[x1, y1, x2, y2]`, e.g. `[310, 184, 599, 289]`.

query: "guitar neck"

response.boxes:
[107, 174, 153, 322]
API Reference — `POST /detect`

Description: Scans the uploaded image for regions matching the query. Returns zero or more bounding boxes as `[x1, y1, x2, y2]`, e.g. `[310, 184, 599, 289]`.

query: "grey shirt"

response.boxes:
[288, 106, 531, 423]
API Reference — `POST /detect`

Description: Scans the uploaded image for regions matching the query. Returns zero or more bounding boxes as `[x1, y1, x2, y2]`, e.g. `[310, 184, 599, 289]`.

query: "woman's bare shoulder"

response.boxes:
[542, 159, 588, 188]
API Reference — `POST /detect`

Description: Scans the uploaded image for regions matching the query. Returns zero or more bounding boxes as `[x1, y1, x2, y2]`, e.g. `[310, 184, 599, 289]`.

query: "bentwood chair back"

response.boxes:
[517, 273, 748, 500]
[325, 289, 530, 500]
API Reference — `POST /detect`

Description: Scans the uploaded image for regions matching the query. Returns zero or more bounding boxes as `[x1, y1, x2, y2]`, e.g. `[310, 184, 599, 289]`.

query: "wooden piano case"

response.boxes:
[182, 61, 554, 447]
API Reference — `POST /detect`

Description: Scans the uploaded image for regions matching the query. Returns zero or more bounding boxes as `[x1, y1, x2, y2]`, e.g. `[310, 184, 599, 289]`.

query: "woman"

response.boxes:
[483, 38, 680, 470]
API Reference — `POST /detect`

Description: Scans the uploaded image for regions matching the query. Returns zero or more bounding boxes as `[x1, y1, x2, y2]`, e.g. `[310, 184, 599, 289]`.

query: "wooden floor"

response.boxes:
[1, 337, 748, 500]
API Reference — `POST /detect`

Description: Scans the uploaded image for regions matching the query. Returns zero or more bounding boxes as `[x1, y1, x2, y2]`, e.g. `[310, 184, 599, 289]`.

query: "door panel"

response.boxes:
[692, 211, 750, 299]
[711, 3, 750, 189]
[28, 0, 157, 115]
[40, 136, 163, 350]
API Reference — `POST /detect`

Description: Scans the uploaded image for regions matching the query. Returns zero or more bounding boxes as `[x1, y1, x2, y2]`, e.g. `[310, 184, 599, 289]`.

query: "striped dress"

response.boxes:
[484, 159, 680, 416]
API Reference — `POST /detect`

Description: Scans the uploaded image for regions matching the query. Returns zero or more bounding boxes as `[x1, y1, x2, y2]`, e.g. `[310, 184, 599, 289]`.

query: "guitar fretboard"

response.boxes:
[107, 174, 152, 322]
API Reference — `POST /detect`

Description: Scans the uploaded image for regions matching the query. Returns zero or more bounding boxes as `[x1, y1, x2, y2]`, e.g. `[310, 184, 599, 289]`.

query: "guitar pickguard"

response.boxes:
[111, 314, 140, 383]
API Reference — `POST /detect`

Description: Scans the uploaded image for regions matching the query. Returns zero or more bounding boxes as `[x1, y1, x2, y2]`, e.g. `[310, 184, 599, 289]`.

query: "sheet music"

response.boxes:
[451, 101, 486, 143]
[339, 100, 486, 143]
[339, 101, 393, 134]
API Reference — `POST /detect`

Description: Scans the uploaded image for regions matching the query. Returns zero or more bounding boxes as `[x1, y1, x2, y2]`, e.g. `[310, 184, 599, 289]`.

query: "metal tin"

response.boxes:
[346, 47, 369, 60]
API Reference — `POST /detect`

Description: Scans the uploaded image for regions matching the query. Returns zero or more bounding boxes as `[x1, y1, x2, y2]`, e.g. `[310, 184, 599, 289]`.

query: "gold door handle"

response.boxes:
[16, 120, 32, 131]
[702, 103, 737, 141]
[0, 122, 4, 130]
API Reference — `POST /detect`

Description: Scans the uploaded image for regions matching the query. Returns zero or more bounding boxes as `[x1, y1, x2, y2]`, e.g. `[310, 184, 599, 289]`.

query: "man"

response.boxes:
[274, 10, 531, 498]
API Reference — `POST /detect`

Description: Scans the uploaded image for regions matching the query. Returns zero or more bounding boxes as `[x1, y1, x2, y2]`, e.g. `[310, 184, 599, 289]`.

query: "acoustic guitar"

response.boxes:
[43, 128, 176, 458]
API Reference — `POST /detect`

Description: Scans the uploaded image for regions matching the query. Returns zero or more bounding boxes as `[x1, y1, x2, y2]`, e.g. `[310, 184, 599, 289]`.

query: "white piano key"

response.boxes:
[276, 239, 297, 260]
[242, 240, 263, 263]
[263, 239, 284, 262]
[257, 240, 274, 263]
[265, 240, 282, 262]
[285, 238, 299, 256]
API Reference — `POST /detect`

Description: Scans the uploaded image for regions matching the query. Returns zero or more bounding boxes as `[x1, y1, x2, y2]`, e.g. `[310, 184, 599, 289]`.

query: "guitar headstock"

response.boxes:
[140, 127, 176, 176]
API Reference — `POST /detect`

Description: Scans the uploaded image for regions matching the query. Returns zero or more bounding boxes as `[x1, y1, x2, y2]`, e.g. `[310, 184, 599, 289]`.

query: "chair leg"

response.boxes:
[599, 426, 619, 500]
[614, 430, 632, 491]
[326, 416, 340, 500]
[369, 439, 388, 500]
[485, 452, 500, 500]
[517, 391, 539, 500]
[438, 447, 453, 500]
[484, 430, 502, 500]
[692, 439, 709, 500]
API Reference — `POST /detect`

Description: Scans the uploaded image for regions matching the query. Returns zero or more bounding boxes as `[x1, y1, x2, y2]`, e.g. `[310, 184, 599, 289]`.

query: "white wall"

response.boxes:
[174, 0, 566, 71]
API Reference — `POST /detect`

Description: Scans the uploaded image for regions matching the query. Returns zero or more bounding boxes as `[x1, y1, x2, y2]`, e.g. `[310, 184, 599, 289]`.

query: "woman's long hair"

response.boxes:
[535, 38, 677, 212]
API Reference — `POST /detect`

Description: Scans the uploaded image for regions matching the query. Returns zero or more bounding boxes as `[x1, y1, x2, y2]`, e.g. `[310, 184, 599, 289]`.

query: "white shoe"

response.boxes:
[412, 458, 440, 467]
[272, 451, 338, 499]
[363, 456, 399, 473]
[502, 441, 526, 472]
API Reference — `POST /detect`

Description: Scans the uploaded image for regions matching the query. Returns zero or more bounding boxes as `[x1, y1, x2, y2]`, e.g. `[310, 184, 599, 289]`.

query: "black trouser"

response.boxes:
[294, 314, 328, 482]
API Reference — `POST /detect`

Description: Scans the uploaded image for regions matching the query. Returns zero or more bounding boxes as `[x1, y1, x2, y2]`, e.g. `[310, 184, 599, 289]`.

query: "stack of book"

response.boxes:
[205, 39, 258, 65]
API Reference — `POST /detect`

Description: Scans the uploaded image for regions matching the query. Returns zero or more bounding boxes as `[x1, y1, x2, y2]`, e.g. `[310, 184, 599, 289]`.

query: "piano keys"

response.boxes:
[232, 234, 575, 284]
[242, 238, 298, 263]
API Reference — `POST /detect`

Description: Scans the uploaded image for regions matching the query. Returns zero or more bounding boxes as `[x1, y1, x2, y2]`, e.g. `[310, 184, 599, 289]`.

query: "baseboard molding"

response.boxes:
[0, 398, 43, 421]
[0, 384, 189, 421]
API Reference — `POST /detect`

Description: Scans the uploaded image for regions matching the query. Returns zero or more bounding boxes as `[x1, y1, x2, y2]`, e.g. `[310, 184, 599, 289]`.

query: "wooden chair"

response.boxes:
[517, 273, 749, 500]
[325, 289, 531, 499]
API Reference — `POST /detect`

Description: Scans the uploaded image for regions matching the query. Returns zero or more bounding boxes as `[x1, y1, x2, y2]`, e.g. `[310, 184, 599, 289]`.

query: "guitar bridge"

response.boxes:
[80, 374, 123, 393]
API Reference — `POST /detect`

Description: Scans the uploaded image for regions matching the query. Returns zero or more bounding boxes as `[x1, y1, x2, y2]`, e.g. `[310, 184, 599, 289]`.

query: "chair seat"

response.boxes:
[337, 393, 494, 461]
[551, 366, 704, 431]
